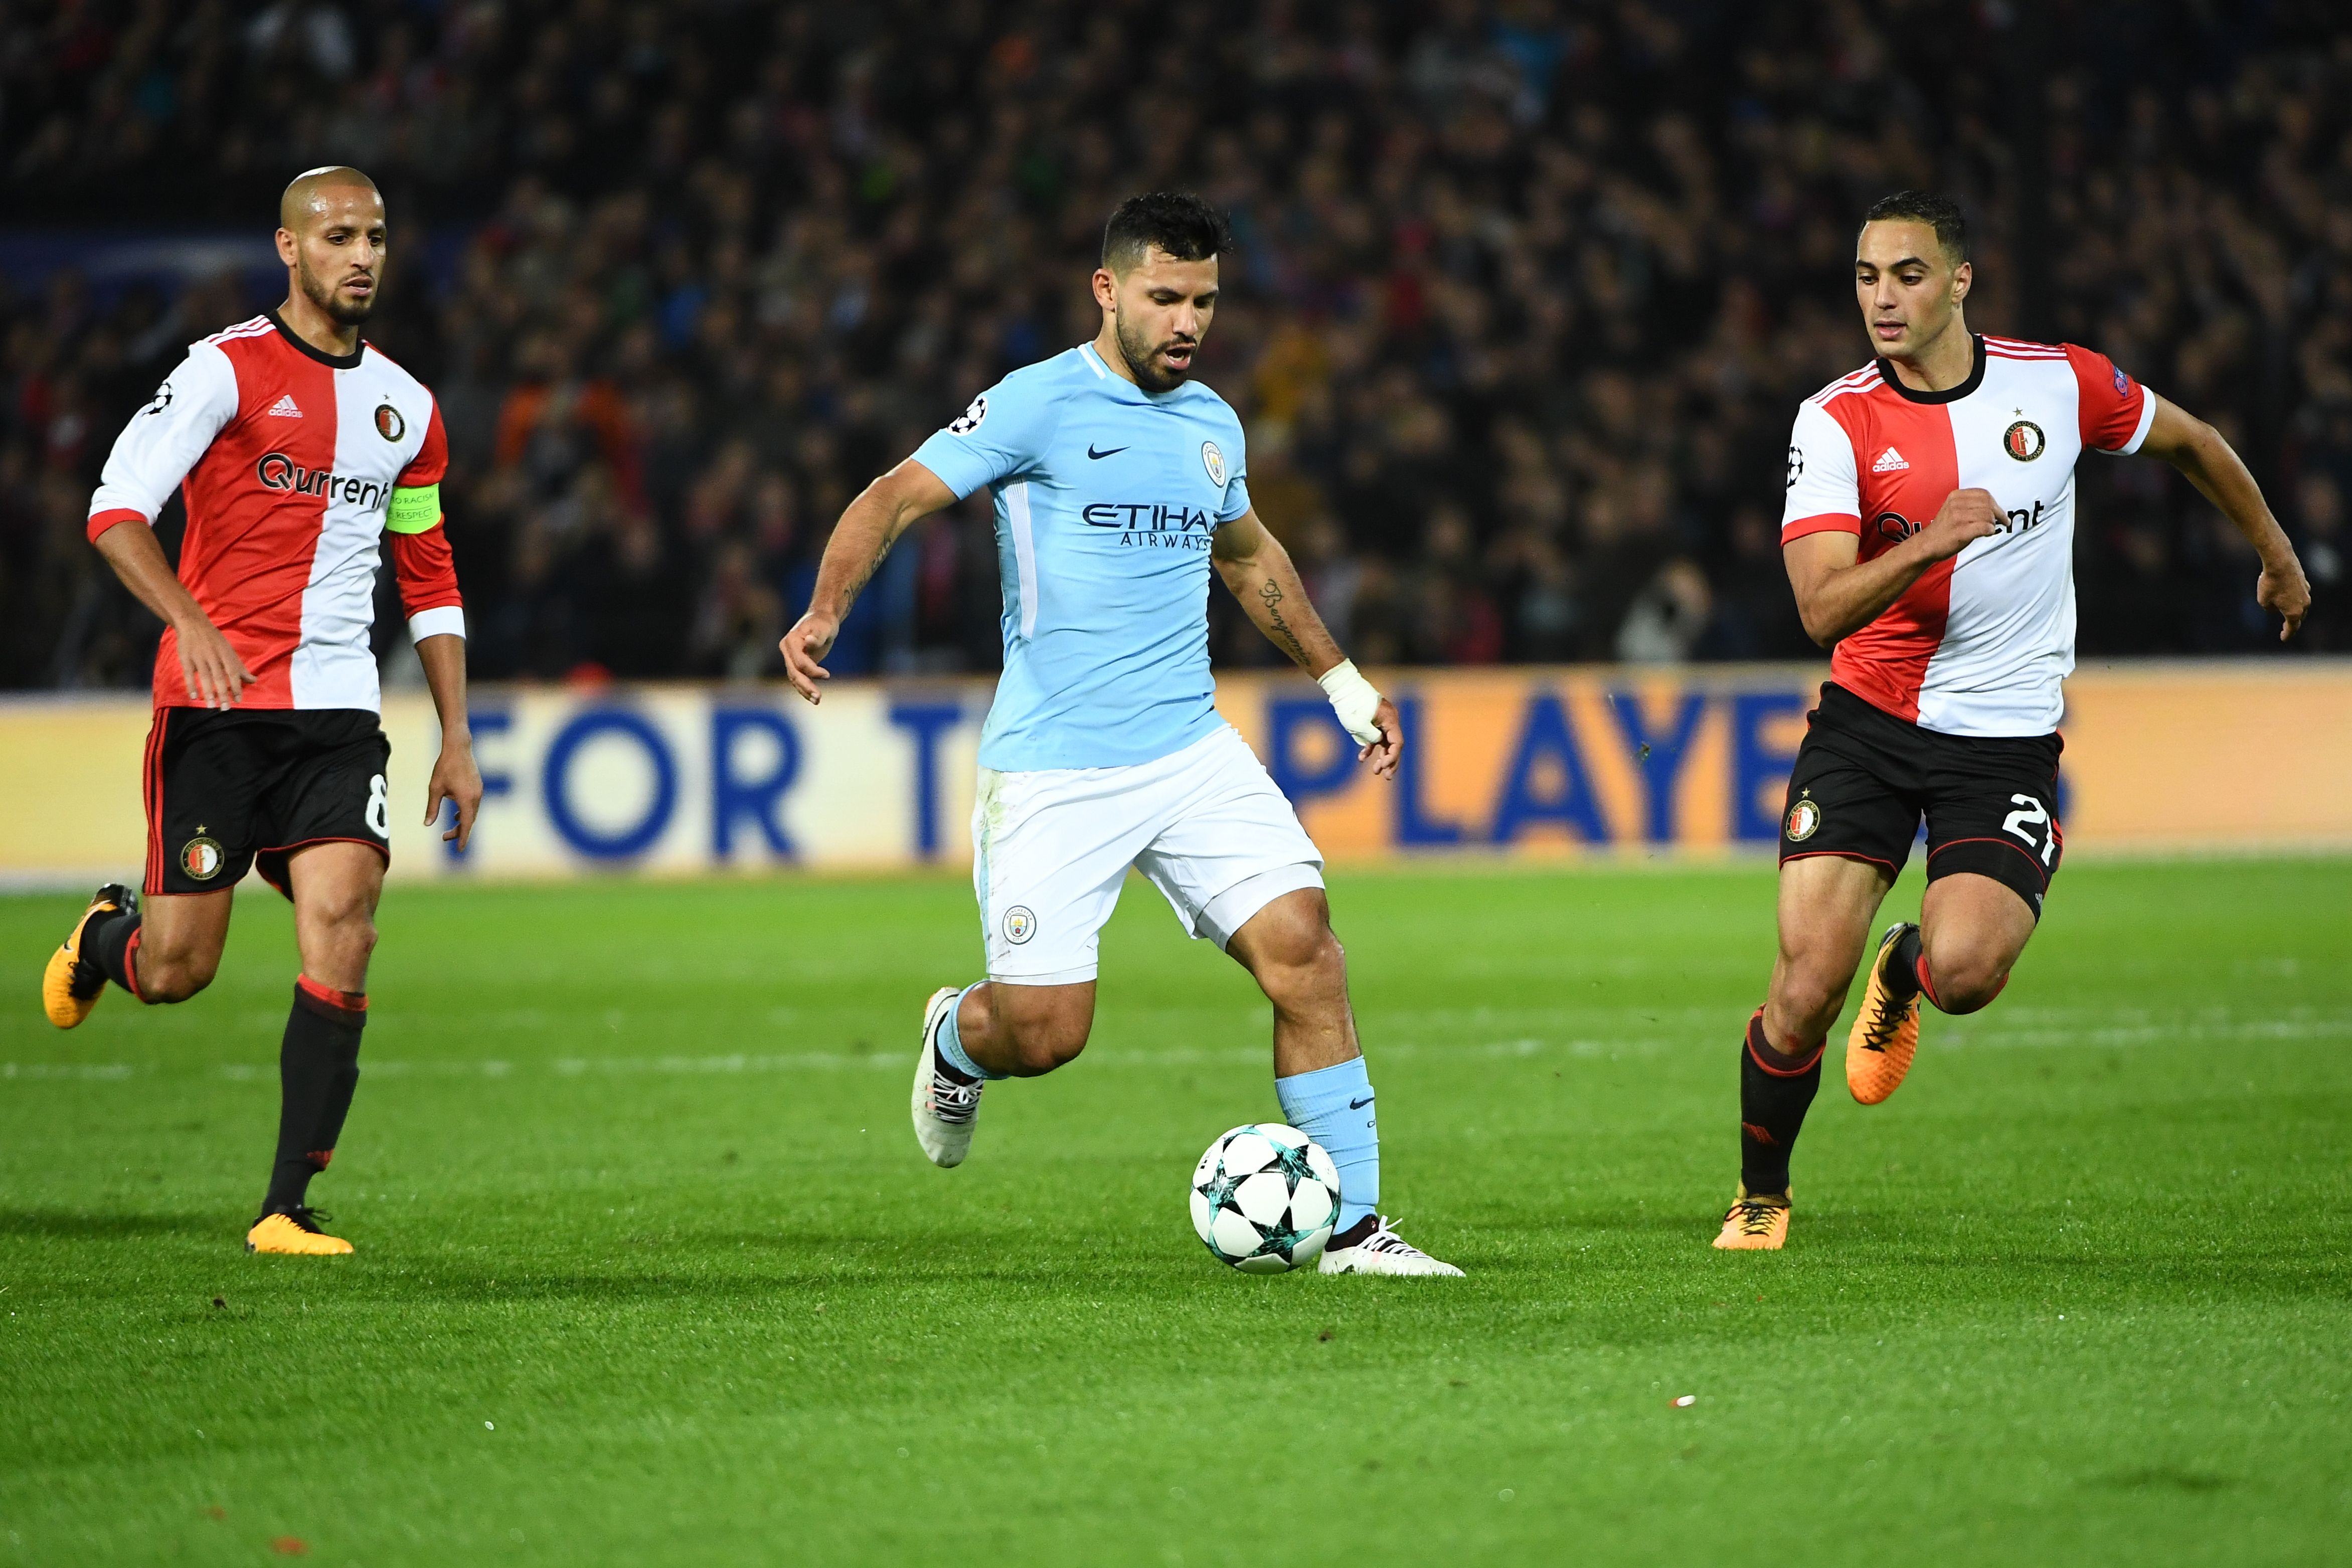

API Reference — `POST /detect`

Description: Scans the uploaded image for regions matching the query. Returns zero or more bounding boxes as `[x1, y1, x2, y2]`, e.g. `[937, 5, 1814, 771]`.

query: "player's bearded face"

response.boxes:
[1108, 253, 1219, 393]
[297, 253, 372, 323]
[289, 193, 387, 325]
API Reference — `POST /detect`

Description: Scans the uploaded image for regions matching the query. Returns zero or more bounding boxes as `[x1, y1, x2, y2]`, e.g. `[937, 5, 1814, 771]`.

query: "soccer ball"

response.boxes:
[1190, 1123, 1340, 1273]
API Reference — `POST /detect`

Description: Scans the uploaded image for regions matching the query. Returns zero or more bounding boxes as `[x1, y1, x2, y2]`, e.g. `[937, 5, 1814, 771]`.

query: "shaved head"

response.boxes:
[274, 167, 388, 332]
[280, 165, 381, 234]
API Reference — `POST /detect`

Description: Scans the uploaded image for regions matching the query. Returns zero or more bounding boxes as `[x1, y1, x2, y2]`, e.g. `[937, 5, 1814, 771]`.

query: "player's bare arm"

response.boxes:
[779, 459, 957, 704]
[1211, 506, 1400, 778]
[89, 515, 253, 710]
[415, 633, 482, 849]
[1782, 488, 2005, 646]
[2136, 396, 2311, 639]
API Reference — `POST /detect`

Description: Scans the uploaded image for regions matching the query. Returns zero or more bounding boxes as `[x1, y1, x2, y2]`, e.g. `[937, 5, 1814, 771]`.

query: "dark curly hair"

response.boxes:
[1101, 192, 1234, 274]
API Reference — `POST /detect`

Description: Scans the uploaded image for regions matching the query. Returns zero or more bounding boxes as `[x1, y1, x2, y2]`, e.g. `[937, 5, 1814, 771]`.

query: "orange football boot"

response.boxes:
[245, 1208, 353, 1256]
[1711, 1184, 1791, 1250]
[42, 884, 134, 1029]
[1846, 921, 1922, 1105]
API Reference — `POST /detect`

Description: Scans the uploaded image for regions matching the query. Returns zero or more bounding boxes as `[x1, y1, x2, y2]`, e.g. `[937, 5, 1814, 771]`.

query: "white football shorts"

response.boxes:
[971, 724, 1326, 985]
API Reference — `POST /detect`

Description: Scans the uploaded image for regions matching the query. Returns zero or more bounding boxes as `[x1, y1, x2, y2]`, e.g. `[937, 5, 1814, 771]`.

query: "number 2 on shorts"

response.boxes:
[2001, 793, 2054, 865]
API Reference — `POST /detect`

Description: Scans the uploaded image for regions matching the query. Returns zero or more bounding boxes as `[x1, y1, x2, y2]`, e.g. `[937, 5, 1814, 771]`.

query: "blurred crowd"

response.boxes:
[2, 0, 2346, 691]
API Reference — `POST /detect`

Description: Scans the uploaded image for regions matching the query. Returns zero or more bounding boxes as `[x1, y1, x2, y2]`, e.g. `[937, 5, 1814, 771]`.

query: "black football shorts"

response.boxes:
[142, 708, 392, 898]
[1777, 682, 2064, 917]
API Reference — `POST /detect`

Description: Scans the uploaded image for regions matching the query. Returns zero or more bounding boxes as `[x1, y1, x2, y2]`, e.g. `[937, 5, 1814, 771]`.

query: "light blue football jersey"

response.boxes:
[910, 342, 1251, 771]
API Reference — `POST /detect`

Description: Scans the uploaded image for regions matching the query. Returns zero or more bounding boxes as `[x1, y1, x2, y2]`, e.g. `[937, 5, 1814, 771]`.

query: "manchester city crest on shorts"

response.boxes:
[2004, 419, 2045, 461]
[375, 402, 405, 442]
[181, 833, 226, 881]
[1001, 905, 1036, 944]
[949, 395, 988, 436]
[1783, 794, 1821, 842]
[1201, 440, 1226, 487]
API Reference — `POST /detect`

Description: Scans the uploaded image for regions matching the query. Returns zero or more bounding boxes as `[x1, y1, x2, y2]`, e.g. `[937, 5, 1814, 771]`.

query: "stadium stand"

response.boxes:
[1, 1, 2344, 689]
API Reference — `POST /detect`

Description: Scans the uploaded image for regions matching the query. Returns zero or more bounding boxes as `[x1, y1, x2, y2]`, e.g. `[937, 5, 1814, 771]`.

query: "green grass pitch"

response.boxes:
[2, 857, 2347, 1565]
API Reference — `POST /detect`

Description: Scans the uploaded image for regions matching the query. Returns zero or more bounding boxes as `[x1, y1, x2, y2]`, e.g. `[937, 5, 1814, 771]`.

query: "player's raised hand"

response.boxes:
[173, 612, 254, 710]
[1360, 695, 1403, 780]
[2257, 556, 2311, 640]
[1919, 487, 2004, 562]
[780, 611, 837, 705]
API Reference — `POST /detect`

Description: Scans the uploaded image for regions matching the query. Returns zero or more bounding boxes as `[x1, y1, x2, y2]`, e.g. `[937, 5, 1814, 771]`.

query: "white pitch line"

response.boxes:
[7, 1014, 2345, 1085]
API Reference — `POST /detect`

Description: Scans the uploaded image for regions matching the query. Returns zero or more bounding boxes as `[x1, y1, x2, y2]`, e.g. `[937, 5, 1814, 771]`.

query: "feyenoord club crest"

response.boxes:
[1001, 905, 1036, 944]
[181, 833, 226, 881]
[374, 402, 405, 442]
[1783, 793, 1822, 843]
[2004, 418, 2046, 461]
[1201, 440, 1227, 487]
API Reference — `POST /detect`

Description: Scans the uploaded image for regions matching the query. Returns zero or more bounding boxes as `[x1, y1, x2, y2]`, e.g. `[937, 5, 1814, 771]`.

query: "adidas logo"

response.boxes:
[1872, 445, 1909, 473]
[266, 394, 302, 419]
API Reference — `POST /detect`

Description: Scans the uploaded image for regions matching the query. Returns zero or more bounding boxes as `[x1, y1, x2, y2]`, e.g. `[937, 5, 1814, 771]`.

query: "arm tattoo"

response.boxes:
[839, 537, 893, 612]
[1256, 578, 1311, 669]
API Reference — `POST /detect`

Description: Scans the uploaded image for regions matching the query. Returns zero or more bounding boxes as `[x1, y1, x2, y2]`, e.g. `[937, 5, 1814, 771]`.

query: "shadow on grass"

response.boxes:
[0, 1208, 219, 1240]
[2084, 1466, 2240, 1493]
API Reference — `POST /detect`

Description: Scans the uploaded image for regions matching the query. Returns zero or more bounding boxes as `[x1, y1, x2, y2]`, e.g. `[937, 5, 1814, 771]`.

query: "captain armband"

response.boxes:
[386, 484, 442, 534]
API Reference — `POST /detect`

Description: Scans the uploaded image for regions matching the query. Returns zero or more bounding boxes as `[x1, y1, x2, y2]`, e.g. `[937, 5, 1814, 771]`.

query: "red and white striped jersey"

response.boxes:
[86, 311, 462, 713]
[1780, 333, 2153, 737]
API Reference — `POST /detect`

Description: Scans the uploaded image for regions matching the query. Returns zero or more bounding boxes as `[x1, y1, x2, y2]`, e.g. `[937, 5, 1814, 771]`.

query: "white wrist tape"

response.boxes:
[1317, 658, 1385, 746]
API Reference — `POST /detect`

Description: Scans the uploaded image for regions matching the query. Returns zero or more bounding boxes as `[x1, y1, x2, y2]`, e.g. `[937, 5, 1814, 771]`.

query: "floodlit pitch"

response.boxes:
[2, 858, 2346, 1563]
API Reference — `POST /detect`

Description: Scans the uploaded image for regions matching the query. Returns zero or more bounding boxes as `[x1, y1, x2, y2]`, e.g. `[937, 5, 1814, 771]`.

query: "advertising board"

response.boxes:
[2, 661, 2344, 888]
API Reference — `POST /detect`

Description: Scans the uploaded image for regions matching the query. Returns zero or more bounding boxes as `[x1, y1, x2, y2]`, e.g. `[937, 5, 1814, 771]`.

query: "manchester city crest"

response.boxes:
[1001, 905, 1036, 944]
[1201, 440, 1226, 487]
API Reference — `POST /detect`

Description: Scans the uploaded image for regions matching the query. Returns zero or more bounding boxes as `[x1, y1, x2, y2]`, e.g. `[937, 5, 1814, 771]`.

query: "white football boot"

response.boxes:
[1318, 1214, 1463, 1277]
[910, 986, 983, 1168]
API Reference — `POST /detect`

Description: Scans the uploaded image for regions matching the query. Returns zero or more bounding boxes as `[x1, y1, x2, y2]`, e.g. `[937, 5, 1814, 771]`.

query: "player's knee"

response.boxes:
[305, 899, 378, 966]
[1003, 1015, 1090, 1076]
[139, 945, 220, 1003]
[1254, 922, 1345, 1012]
[1770, 957, 1852, 1039]
[1925, 949, 2004, 1014]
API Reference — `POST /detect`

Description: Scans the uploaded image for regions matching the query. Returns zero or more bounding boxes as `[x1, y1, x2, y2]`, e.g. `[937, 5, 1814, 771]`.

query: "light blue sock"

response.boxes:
[934, 983, 1005, 1082]
[1276, 1056, 1378, 1231]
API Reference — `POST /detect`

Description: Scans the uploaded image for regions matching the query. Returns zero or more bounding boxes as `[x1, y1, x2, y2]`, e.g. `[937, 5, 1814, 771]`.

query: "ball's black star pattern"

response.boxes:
[1193, 1131, 1336, 1270]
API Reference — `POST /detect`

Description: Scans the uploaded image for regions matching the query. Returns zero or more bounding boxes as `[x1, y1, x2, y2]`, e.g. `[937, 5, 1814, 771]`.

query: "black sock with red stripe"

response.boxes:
[1884, 925, 1925, 1003]
[1739, 1010, 1822, 1196]
[262, 977, 366, 1216]
[86, 909, 144, 998]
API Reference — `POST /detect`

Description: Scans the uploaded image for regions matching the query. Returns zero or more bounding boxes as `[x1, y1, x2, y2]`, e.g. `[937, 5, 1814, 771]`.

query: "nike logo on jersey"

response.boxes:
[1349, 1096, 1375, 1110]
[1087, 444, 1128, 460]
[1872, 445, 1909, 472]
[266, 394, 303, 419]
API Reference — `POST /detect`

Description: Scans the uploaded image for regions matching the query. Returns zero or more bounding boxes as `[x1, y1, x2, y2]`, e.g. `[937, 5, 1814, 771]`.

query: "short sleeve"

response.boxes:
[2065, 344, 2154, 454]
[908, 376, 1063, 500]
[1780, 398, 1861, 542]
[86, 340, 240, 541]
[1216, 420, 1250, 522]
